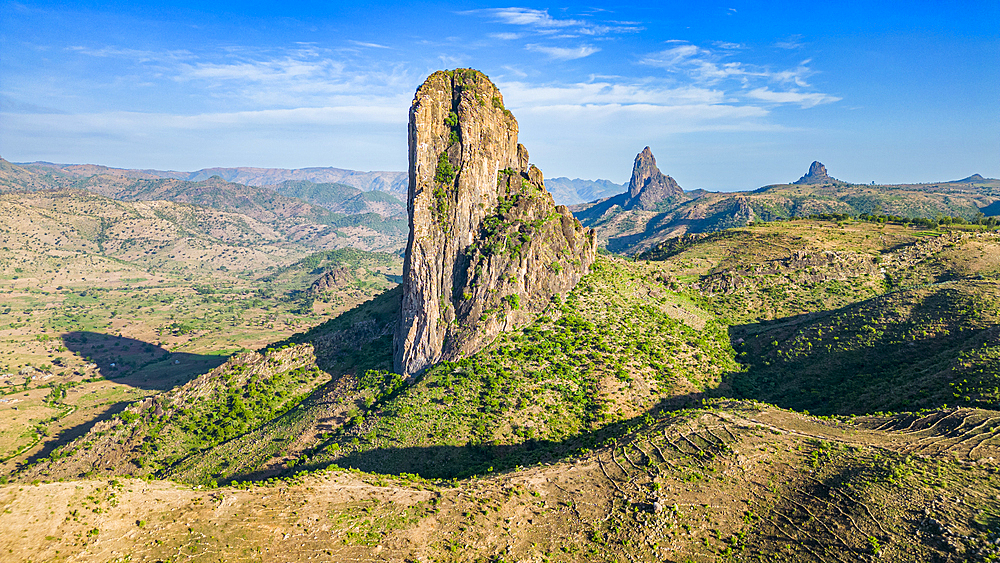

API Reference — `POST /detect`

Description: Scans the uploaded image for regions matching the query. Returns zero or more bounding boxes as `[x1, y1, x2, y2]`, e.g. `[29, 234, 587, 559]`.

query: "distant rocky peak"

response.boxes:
[394, 69, 596, 376]
[794, 161, 840, 185]
[625, 146, 682, 210]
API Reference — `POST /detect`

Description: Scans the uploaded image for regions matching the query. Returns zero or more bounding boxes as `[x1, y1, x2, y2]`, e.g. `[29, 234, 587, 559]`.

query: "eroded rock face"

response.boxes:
[394, 69, 596, 376]
[625, 146, 683, 210]
[794, 161, 840, 185]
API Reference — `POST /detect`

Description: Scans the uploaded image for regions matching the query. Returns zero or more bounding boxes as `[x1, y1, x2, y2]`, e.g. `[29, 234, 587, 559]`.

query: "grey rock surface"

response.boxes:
[394, 69, 596, 376]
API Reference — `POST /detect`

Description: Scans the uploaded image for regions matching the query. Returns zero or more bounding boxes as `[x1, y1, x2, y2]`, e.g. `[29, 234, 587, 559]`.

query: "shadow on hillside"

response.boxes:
[18, 399, 133, 469]
[722, 284, 1000, 416]
[225, 392, 708, 483]
[61, 331, 229, 390]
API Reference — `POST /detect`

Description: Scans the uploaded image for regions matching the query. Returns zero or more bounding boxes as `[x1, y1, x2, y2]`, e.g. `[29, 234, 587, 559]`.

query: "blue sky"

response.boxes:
[1, 1, 997, 190]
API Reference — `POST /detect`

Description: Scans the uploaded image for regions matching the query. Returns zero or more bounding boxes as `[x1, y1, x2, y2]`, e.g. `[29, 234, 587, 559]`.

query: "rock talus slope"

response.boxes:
[394, 69, 596, 376]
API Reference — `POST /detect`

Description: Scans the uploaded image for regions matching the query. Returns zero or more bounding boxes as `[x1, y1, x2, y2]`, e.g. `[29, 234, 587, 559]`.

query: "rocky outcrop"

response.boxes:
[625, 147, 683, 210]
[794, 161, 840, 185]
[394, 69, 596, 376]
[309, 266, 354, 294]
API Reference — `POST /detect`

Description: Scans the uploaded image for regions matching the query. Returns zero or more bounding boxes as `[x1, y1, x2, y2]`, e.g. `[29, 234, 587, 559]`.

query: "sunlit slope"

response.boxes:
[20, 257, 740, 484]
[8, 402, 1000, 562]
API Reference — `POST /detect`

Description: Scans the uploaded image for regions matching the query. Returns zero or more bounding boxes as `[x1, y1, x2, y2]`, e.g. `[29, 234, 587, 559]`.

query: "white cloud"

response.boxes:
[489, 32, 522, 40]
[498, 80, 727, 107]
[525, 44, 600, 60]
[639, 43, 838, 108]
[178, 58, 340, 82]
[641, 44, 704, 67]
[501, 65, 529, 78]
[347, 40, 390, 49]
[774, 36, 805, 50]
[495, 78, 777, 143]
[0, 107, 409, 170]
[641, 43, 773, 84]
[485, 7, 582, 28]
[745, 88, 841, 108]
[464, 7, 642, 36]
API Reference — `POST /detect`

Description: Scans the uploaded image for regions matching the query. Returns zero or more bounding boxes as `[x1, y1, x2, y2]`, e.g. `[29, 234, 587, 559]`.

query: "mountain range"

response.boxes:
[18, 161, 410, 194]
[573, 148, 1000, 254]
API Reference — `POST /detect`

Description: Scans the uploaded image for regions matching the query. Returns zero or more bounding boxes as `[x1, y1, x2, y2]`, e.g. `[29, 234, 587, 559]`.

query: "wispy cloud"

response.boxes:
[526, 44, 600, 60]
[745, 87, 841, 108]
[774, 35, 805, 50]
[489, 32, 522, 40]
[639, 41, 837, 108]
[0, 94, 66, 114]
[499, 80, 727, 107]
[347, 40, 390, 49]
[464, 7, 642, 36]
[67, 45, 193, 63]
[484, 7, 582, 28]
[501, 65, 529, 78]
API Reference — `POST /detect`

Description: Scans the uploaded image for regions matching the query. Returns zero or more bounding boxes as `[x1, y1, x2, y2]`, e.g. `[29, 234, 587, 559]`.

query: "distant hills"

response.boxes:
[572, 148, 1000, 254]
[17, 161, 409, 194]
[0, 158, 408, 252]
[7, 154, 1000, 257]
[543, 176, 625, 205]
[15, 158, 629, 206]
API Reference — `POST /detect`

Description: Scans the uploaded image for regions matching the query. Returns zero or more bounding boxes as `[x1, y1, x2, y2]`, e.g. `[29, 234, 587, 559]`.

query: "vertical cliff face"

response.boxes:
[394, 69, 596, 376]
[625, 146, 683, 210]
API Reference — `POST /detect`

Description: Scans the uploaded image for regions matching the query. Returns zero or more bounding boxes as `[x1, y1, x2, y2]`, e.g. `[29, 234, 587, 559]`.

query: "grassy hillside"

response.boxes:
[20, 256, 740, 484]
[272, 180, 405, 217]
[0, 188, 402, 477]
[23, 218, 1000, 484]
[731, 281, 1000, 414]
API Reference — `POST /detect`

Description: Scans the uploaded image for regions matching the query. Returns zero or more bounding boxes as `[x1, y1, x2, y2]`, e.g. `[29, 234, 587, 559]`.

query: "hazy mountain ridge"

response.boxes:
[544, 176, 626, 205]
[16, 158, 624, 206]
[17, 160, 409, 194]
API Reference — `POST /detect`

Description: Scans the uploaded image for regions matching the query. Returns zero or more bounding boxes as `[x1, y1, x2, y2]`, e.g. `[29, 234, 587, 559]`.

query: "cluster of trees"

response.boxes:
[804, 212, 1000, 227]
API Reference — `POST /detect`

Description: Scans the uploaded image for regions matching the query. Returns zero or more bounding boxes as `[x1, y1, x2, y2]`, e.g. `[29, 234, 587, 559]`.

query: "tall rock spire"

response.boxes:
[625, 147, 682, 210]
[394, 69, 596, 377]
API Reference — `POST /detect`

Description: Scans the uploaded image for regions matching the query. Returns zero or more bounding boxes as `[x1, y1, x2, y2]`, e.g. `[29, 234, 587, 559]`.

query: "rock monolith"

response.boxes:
[394, 69, 596, 376]
[794, 161, 840, 185]
[624, 147, 683, 210]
